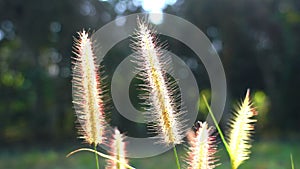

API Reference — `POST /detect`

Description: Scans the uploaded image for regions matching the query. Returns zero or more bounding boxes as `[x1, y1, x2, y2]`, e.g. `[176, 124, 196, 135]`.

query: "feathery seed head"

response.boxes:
[131, 19, 186, 145]
[227, 89, 257, 169]
[106, 128, 128, 169]
[185, 121, 219, 169]
[72, 30, 107, 145]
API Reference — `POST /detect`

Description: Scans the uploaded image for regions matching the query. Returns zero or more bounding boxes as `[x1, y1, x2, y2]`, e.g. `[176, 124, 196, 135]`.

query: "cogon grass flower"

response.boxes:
[71, 30, 107, 146]
[185, 121, 218, 169]
[227, 90, 257, 169]
[131, 19, 186, 145]
[106, 128, 128, 169]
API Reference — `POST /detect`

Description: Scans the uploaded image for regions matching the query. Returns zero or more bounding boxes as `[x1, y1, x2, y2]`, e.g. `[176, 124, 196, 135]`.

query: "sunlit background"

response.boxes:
[0, 0, 299, 168]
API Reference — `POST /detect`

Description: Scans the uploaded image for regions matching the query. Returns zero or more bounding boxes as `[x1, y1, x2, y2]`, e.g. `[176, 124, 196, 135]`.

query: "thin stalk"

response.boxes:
[173, 145, 181, 169]
[94, 144, 100, 169]
[202, 95, 231, 156]
[290, 153, 294, 169]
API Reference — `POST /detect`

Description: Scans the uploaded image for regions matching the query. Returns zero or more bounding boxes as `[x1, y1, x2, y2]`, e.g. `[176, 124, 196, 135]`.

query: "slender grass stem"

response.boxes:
[202, 95, 231, 156]
[290, 153, 294, 169]
[94, 144, 100, 169]
[173, 145, 181, 169]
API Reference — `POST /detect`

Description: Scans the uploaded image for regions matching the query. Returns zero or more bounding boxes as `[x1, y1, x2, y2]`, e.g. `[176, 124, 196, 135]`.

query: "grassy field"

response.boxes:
[0, 141, 298, 169]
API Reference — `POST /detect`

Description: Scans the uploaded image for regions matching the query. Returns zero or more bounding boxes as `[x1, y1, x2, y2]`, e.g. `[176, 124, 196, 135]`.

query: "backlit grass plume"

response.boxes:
[131, 20, 186, 145]
[106, 128, 128, 169]
[185, 121, 218, 169]
[227, 90, 257, 169]
[71, 30, 107, 145]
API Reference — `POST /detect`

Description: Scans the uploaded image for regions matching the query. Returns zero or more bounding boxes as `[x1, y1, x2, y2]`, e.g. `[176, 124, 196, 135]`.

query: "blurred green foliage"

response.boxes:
[0, 141, 299, 169]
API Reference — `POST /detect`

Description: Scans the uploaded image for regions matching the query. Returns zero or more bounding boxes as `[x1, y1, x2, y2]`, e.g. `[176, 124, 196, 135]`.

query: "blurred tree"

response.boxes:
[182, 0, 300, 134]
[0, 0, 117, 144]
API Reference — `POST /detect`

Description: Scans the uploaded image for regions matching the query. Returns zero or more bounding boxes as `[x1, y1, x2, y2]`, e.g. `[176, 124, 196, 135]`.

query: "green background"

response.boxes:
[0, 0, 299, 168]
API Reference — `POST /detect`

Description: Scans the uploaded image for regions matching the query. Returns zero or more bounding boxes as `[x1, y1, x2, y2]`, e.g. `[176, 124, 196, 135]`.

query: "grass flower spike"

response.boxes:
[227, 90, 257, 169]
[72, 30, 107, 145]
[185, 121, 218, 169]
[106, 128, 128, 169]
[131, 19, 185, 145]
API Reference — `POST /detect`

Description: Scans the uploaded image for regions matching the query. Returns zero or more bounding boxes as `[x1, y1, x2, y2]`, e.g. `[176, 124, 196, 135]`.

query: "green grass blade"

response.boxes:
[67, 148, 136, 169]
[202, 95, 230, 154]
[290, 153, 294, 169]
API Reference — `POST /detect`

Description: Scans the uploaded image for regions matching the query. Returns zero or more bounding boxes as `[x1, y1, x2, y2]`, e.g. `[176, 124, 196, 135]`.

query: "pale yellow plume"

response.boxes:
[106, 128, 129, 169]
[227, 90, 257, 169]
[72, 30, 107, 145]
[185, 121, 219, 169]
[131, 20, 185, 145]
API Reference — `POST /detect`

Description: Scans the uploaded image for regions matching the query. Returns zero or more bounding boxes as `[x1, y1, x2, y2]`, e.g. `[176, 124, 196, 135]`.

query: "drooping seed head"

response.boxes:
[72, 30, 107, 145]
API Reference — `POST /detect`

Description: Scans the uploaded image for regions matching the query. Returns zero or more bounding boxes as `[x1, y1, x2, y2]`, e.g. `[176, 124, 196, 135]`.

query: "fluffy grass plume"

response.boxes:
[71, 30, 107, 145]
[131, 19, 186, 145]
[185, 121, 218, 169]
[227, 89, 257, 169]
[106, 128, 129, 169]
